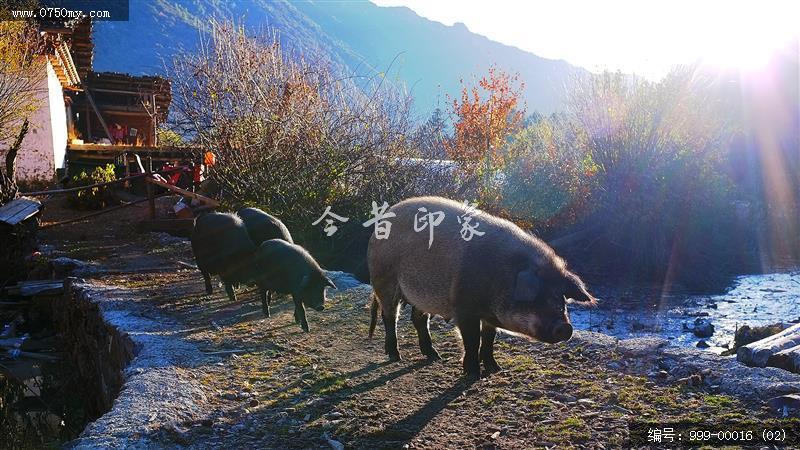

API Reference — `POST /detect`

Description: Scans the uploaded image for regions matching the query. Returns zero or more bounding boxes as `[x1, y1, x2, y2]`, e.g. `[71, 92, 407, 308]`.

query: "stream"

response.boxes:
[571, 270, 800, 353]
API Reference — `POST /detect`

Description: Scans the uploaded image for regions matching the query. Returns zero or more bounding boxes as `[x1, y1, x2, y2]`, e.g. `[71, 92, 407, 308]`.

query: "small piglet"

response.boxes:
[237, 207, 293, 315]
[251, 239, 336, 332]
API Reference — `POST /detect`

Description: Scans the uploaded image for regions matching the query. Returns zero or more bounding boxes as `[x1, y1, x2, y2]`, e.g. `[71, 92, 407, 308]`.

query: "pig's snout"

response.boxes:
[551, 322, 573, 342]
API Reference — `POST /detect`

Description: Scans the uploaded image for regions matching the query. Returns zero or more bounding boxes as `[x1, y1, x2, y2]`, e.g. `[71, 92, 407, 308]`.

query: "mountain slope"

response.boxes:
[93, 0, 585, 115]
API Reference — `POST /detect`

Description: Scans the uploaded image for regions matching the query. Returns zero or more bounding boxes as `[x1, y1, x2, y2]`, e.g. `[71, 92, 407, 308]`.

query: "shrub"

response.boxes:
[501, 68, 744, 290]
[168, 21, 458, 277]
[67, 164, 117, 210]
[502, 113, 597, 232]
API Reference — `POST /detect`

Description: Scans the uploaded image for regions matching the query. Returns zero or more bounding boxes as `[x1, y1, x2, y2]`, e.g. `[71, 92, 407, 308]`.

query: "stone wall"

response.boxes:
[47, 279, 137, 418]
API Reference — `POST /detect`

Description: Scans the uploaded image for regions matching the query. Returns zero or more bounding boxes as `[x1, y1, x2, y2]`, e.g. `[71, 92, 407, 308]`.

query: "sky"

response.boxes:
[371, 0, 800, 79]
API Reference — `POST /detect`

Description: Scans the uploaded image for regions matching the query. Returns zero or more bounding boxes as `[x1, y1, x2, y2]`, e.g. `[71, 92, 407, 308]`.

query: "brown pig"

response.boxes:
[367, 196, 595, 377]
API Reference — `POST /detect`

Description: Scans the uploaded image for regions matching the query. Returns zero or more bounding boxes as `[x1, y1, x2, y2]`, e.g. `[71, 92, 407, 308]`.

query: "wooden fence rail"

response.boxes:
[19, 166, 187, 197]
[40, 193, 171, 229]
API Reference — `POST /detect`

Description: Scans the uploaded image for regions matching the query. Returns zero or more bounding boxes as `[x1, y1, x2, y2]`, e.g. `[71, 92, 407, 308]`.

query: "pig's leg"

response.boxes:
[374, 283, 402, 361]
[368, 295, 380, 339]
[457, 316, 481, 377]
[202, 271, 213, 294]
[382, 306, 401, 361]
[480, 322, 501, 374]
[224, 282, 237, 302]
[292, 295, 309, 332]
[260, 290, 271, 318]
[411, 306, 440, 361]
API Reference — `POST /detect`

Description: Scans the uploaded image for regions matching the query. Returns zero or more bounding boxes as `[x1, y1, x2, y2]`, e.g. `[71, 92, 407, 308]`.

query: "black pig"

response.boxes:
[251, 239, 336, 332]
[237, 207, 294, 316]
[237, 207, 294, 245]
[191, 212, 256, 302]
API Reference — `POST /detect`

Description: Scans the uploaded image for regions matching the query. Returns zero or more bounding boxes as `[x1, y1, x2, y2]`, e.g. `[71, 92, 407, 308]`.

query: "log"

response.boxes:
[767, 344, 800, 373]
[145, 176, 220, 207]
[737, 323, 800, 367]
[3, 349, 61, 362]
[0, 337, 25, 348]
[4, 280, 64, 296]
[548, 221, 606, 249]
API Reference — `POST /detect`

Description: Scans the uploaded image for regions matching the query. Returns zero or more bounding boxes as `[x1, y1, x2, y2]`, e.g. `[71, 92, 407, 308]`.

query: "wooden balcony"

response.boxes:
[67, 143, 201, 163]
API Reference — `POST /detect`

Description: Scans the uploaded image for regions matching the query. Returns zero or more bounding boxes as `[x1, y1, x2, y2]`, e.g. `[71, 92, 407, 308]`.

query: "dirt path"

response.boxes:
[39, 196, 788, 449]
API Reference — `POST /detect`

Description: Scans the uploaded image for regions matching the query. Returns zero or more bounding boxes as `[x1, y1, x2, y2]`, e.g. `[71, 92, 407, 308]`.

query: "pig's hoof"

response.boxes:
[463, 361, 481, 378]
[424, 349, 442, 361]
[262, 307, 270, 318]
[301, 322, 310, 333]
[462, 369, 480, 380]
[482, 359, 502, 374]
[388, 352, 402, 362]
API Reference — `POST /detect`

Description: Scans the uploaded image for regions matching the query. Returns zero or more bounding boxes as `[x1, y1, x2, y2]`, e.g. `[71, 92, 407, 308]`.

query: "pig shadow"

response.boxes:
[255, 359, 434, 426]
[293, 359, 432, 417]
[322, 359, 431, 406]
[362, 377, 477, 447]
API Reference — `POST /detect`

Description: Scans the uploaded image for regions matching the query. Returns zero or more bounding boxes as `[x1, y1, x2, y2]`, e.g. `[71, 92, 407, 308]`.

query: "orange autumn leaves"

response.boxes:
[446, 67, 525, 175]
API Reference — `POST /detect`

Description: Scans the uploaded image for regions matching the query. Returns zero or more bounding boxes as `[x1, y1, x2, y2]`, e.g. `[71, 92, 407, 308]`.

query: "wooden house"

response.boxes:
[7, 18, 195, 183]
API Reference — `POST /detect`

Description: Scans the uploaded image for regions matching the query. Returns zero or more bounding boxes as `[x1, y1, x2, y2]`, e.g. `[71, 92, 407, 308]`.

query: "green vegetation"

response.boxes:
[0, 8, 43, 203]
[502, 68, 771, 289]
[67, 164, 118, 210]
[157, 128, 184, 146]
[167, 19, 799, 289]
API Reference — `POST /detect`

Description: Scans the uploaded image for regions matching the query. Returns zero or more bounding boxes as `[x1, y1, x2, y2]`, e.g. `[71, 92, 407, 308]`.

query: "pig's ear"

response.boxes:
[563, 272, 596, 305]
[512, 268, 541, 304]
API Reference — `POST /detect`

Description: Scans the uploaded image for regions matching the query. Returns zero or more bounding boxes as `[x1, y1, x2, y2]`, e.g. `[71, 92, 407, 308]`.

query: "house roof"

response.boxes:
[69, 18, 94, 80]
[0, 197, 42, 226]
[38, 17, 93, 89]
[83, 72, 172, 122]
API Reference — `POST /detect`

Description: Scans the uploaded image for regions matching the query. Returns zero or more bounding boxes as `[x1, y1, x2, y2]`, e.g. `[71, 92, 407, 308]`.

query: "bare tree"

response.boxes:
[168, 20, 457, 228]
[0, 18, 45, 203]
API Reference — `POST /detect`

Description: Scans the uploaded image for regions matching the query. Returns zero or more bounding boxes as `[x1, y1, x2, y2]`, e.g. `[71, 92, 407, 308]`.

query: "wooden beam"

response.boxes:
[40, 193, 170, 229]
[85, 89, 112, 140]
[90, 87, 151, 95]
[146, 177, 220, 207]
[68, 144, 200, 153]
[146, 171, 156, 219]
[67, 152, 186, 163]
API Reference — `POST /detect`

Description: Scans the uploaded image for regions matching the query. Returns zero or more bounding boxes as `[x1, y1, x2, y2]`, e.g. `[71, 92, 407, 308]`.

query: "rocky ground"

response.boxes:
[38, 195, 800, 449]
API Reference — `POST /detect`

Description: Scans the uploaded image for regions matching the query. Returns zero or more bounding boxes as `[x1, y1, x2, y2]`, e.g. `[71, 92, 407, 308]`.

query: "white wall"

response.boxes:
[0, 58, 67, 183]
[48, 60, 68, 173]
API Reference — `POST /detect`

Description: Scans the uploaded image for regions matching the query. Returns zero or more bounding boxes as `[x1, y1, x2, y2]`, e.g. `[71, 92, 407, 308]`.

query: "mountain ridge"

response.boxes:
[92, 0, 586, 116]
